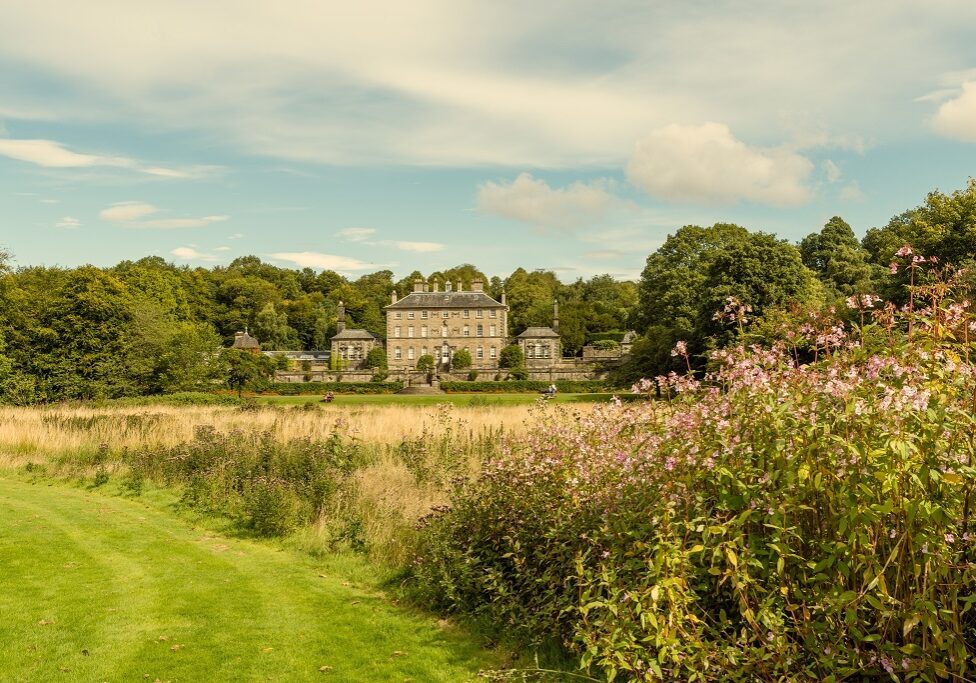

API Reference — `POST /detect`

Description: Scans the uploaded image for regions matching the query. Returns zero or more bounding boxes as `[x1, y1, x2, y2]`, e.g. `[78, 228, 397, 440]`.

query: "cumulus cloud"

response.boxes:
[626, 123, 814, 206]
[100, 201, 228, 228]
[171, 246, 218, 261]
[933, 81, 976, 142]
[56, 216, 81, 229]
[337, 227, 377, 242]
[477, 173, 616, 228]
[822, 160, 842, 183]
[270, 251, 385, 272]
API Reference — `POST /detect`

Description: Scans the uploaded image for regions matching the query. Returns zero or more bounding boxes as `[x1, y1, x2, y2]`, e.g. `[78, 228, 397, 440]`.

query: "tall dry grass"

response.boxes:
[0, 402, 542, 564]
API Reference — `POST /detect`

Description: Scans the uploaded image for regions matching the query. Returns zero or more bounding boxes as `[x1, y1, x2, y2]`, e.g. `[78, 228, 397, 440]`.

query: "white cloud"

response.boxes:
[171, 246, 217, 261]
[228, 233, 243, 239]
[100, 201, 159, 222]
[99, 201, 228, 228]
[55, 216, 80, 229]
[822, 160, 842, 183]
[270, 251, 385, 272]
[933, 81, 976, 142]
[214, 245, 231, 251]
[840, 181, 865, 201]
[0, 138, 129, 168]
[40, 198, 60, 204]
[477, 173, 616, 228]
[144, 166, 190, 178]
[375, 240, 444, 253]
[585, 249, 627, 260]
[337, 227, 376, 242]
[626, 123, 814, 206]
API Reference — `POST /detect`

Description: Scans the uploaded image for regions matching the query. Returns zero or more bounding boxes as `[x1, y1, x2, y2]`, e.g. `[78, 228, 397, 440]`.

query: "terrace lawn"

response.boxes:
[0, 474, 500, 682]
[255, 392, 629, 407]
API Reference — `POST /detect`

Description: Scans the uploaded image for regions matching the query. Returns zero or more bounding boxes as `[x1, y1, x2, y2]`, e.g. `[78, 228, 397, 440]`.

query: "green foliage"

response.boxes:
[416, 354, 436, 372]
[590, 339, 619, 350]
[451, 348, 472, 371]
[222, 348, 275, 397]
[365, 346, 387, 370]
[414, 276, 976, 681]
[800, 216, 875, 298]
[498, 344, 523, 369]
[268, 381, 402, 395]
[127, 426, 361, 537]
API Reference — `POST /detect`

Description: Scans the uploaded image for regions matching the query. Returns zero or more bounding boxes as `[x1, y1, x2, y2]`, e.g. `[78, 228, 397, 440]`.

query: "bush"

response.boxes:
[416, 354, 436, 372]
[413, 274, 976, 680]
[499, 344, 523, 369]
[451, 348, 472, 371]
[366, 347, 388, 370]
[590, 339, 620, 350]
[466, 370, 479, 382]
[267, 381, 402, 395]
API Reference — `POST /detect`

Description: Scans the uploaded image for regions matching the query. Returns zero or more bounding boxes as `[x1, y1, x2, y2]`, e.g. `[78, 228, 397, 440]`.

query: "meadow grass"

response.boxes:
[254, 392, 624, 407]
[0, 473, 504, 682]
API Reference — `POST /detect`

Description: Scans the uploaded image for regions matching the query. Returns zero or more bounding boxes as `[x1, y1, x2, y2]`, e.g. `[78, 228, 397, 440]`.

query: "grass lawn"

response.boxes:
[0, 474, 502, 682]
[255, 392, 629, 407]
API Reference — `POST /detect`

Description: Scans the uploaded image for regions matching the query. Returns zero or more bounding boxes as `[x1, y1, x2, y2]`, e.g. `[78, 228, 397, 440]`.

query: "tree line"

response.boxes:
[0, 178, 973, 403]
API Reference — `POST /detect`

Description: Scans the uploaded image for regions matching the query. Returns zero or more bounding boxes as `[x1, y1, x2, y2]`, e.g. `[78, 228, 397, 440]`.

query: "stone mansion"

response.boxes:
[329, 278, 562, 372]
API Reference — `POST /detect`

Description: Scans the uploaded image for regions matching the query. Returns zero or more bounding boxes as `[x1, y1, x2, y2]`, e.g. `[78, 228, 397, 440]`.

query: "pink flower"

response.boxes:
[895, 244, 913, 257]
[889, 262, 898, 274]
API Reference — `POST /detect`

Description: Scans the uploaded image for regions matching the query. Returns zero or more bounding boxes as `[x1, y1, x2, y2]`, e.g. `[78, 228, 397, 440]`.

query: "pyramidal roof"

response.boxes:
[385, 290, 505, 310]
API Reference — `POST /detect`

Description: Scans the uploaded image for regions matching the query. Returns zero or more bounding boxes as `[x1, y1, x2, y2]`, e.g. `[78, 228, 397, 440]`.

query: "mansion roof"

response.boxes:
[385, 291, 505, 310]
[516, 327, 560, 339]
[331, 328, 378, 341]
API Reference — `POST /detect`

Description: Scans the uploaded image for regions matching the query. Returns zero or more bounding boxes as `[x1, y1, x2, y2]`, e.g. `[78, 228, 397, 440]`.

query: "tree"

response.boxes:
[223, 348, 275, 397]
[451, 348, 472, 371]
[252, 303, 299, 350]
[499, 344, 523, 369]
[799, 217, 874, 298]
[365, 347, 387, 370]
[416, 354, 436, 372]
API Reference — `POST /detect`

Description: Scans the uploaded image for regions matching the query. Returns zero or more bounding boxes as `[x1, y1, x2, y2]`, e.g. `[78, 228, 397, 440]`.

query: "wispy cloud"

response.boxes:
[270, 251, 388, 272]
[933, 81, 976, 142]
[55, 216, 81, 229]
[99, 201, 228, 228]
[374, 240, 444, 253]
[0, 137, 210, 179]
[477, 173, 617, 229]
[336, 227, 377, 242]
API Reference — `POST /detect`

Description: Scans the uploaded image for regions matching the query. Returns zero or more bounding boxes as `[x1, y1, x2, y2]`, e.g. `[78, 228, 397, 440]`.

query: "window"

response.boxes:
[477, 347, 484, 359]
[422, 347, 428, 357]
[463, 325, 470, 337]
[477, 324, 483, 337]
[395, 312, 402, 320]
[489, 325, 496, 336]
[394, 347, 402, 360]
[527, 344, 535, 359]
[476, 309, 483, 318]
[442, 311, 449, 319]
[408, 311, 415, 319]
[490, 310, 497, 318]
[421, 325, 428, 337]
[489, 347, 497, 359]
[421, 310, 428, 319]
[441, 326, 448, 337]
[463, 309, 469, 318]
[408, 347, 415, 360]
[394, 326, 401, 338]
[408, 326, 414, 338]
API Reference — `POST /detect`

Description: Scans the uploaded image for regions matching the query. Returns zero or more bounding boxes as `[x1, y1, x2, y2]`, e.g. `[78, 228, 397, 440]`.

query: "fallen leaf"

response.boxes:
[169, 644, 183, 652]
[157, 635, 169, 641]
[261, 647, 274, 653]
[37, 619, 54, 626]
[318, 666, 333, 673]
[392, 651, 407, 657]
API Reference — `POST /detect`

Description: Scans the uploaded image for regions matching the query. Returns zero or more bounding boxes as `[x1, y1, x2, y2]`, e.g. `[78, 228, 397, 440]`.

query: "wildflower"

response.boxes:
[880, 655, 894, 674]
[671, 340, 688, 358]
[889, 262, 898, 274]
[895, 244, 913, 257]
[945, 532, 955, 544]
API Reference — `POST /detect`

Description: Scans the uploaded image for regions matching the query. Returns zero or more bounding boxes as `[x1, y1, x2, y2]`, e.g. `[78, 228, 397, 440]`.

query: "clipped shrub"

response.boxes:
[590, 339, 620, 350]
[268, 381, 402, 395]
[451, 349, 472, 371]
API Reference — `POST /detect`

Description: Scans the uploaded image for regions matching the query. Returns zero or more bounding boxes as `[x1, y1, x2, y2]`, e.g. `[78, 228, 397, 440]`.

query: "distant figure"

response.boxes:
[323, 391, 335, 403]
[541, 384, 557, 399]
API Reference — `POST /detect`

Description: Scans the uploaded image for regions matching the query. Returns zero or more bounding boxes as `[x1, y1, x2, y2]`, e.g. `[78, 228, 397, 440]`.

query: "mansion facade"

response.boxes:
[383, 279, 510, 371]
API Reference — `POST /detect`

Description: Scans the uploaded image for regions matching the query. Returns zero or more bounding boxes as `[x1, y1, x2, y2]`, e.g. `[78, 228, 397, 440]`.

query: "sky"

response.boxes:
[0, 1, 974, 283]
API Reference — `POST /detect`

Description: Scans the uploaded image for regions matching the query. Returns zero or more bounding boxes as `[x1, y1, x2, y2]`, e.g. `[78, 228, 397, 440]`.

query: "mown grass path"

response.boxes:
[0, 475, 496, 682]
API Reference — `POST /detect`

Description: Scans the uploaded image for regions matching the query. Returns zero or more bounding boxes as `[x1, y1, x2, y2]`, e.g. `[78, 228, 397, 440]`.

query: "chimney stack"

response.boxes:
[553, 299, 560, 334]
[445, 281, 452, 292]
[337, 300, 346, 333]
[413, 278, 424, 293]
[471, 280, 483, 292]
[432, 281, 439, 292]
[501, 289, 507, 306]
[390, 290, 398, 304]
[456, 280, 462, 292]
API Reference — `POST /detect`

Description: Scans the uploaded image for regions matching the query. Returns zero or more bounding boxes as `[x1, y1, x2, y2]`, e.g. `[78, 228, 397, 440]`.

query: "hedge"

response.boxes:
[266, 381, 403, 395]
[440, 380, 607, 393]
[586, 330, 625, 343]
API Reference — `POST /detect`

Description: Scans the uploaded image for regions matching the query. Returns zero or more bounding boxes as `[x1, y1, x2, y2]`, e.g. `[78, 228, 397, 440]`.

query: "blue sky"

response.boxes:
[0, 1, 974, 282]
